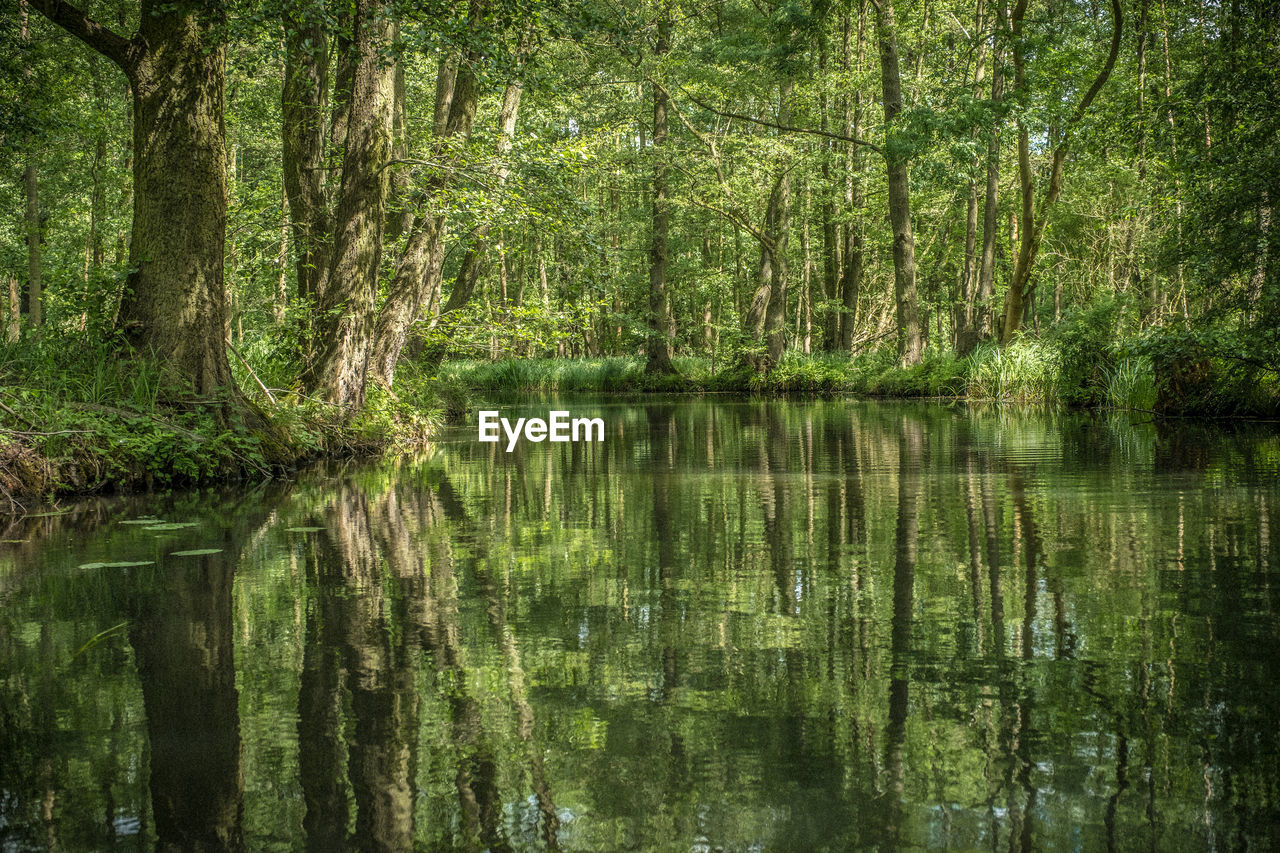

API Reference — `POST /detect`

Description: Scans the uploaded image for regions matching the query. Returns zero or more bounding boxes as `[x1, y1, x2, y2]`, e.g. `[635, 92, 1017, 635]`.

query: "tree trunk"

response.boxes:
[282, 0, 330, 304]
[645, 4, 678, 375]
[956, 0, 987, 354]
[33, 0, 241, 398]
[24, 161, 41, 333]
[841, 1, 867, 351]
[971, 0, 1005, 351]
[763, 81, 794, 366]
[366, 58, 482, 386]
[874, 0, 924, 365]
[6, 276, 18, 342]
[819, 23, 840, 351]
[303, 0, 394, 408]
[20, 3, 41, 333]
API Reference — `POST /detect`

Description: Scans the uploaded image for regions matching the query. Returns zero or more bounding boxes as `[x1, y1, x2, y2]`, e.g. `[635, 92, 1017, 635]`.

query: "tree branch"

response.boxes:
[652, 78, 885, 157]
[28, 0, 135, 72]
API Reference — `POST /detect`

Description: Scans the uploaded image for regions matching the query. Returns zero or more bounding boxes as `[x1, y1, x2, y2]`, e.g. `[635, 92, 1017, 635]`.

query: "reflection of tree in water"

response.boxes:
[3, 403, 1280, 849]
[130, 548, 245, 852]
[296, 471, 560, 851]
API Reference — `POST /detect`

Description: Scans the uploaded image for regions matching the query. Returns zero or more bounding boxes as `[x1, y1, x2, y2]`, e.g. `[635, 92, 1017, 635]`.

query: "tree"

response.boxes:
[872, 0, 924, 365]
[645, 0, 678, 375]
[1000, 0, 1122, 342]
[31, 0, 239, 398]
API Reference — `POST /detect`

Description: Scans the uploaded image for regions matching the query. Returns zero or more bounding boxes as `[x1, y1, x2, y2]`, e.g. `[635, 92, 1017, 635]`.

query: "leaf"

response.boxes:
[78, 560, 155, 569]
[119, 518, 164, 525]
[170, 549, 223, 557]
[145, 522, 200, 531]
[285, 526, 325, 532]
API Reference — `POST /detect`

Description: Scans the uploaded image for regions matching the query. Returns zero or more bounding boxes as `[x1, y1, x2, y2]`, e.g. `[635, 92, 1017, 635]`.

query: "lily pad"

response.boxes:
[145, 522, 200, 532]
[79, 560, 155, 569]
[285, 526, 325, 533]
[119, 518, 163, 525]
[170, 549, 223, 557]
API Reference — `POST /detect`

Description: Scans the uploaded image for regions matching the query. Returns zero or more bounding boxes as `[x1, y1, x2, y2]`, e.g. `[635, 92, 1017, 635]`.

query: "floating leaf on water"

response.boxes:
[285, 526, 324, 533]
[25, 510, 70, 518]
[119, 518, 163, 525]
[78, 560, 156, 570]
[145, 522, 200, 531]
[170, 549, 222, 557]
[2, 539, 28, 543]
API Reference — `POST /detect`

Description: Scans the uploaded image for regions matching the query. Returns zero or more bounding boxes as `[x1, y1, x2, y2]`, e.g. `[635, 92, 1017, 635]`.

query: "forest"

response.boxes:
[1, 0, 1278, 500]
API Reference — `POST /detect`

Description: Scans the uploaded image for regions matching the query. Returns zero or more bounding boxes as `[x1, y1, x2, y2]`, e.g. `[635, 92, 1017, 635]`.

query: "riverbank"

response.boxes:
[0, 335, 436, 513]
[440, 333, 1280, 418]
[8, 327, 1276, 511]
[439, 342, 1089, 404]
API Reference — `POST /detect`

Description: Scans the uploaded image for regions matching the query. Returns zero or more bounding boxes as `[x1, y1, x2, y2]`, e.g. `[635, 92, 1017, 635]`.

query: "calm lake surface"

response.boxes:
[2, 400, 1278, 851]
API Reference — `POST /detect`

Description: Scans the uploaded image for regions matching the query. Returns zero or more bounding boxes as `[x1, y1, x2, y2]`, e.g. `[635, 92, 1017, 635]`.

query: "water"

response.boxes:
[2, 400, 1278, 851]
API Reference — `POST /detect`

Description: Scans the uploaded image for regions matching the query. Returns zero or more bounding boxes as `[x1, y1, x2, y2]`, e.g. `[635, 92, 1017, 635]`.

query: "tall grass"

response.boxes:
[1105, 356, 1157, 411]
[965, 340, 1059, 403]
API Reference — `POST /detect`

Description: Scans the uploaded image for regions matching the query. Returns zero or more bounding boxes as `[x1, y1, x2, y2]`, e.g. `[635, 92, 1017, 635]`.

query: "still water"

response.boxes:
[2, 400, 1278, 851]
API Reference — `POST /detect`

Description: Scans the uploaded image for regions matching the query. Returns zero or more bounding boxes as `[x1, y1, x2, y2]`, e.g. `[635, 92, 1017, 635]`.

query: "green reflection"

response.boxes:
[1, 401, 1278, 850]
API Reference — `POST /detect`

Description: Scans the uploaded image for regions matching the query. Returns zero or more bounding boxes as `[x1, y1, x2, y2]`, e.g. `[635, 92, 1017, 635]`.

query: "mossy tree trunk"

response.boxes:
[32, 0, 239, 400]
[302, 0, 394, 409]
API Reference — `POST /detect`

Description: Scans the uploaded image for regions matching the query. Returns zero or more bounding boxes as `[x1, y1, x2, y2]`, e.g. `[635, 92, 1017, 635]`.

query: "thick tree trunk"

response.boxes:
[32, 0, 242, 398]
[874, 0, 924, 365]
[303, 0, 394, 408]
[646, 5, 678, 374]
[282, 0, 330, 303]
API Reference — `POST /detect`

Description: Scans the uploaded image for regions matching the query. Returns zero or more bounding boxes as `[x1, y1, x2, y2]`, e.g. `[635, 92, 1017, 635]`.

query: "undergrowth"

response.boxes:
[0, 331, 439, 511]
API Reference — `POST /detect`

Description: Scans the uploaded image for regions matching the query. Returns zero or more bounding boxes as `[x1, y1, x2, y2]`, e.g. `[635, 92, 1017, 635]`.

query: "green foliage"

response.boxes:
[965, 340, 1060, 404]
[1053, 299, 1120, 408]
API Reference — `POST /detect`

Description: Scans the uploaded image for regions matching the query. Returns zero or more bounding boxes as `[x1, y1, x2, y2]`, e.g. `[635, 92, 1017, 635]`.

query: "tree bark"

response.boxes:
[33, 0, 241, 398]
[819, 22, 840, 351]
[6, 276, 19, 342]
[24, 161, 41, 333]
[303, 0, 395, 408]
[763, 81, 794, 366]
[282, 0, 330, 303]
[956, 0, 987, 354]
[20, 2, 41, 333]
[874, 0, 924, 365]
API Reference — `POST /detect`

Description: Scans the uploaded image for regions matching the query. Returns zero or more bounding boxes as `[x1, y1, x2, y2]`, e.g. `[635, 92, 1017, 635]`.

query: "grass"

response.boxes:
[440, 341, 1065, 404]
[0, 330, 438, 512]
